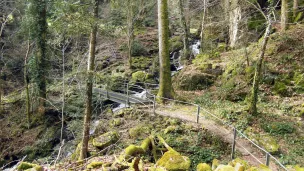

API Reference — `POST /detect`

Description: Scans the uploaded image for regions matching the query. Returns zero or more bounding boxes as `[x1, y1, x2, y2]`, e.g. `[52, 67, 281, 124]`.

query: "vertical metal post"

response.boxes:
[126, 83, 129, 107]
[266, 152, 270, 166]
[153, 95, 156, 115]
[231, 127, 237, 160]
[106, 89, 109, 99]
[196, 105, 200, 123]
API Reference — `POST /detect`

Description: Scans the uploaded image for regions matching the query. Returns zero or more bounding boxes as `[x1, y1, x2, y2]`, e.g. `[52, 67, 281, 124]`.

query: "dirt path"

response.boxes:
[153, 106, 280, 170]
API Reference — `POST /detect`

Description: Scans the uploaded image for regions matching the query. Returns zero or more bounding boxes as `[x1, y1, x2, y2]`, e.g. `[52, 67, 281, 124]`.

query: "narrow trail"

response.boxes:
[153, 106, 279, 170]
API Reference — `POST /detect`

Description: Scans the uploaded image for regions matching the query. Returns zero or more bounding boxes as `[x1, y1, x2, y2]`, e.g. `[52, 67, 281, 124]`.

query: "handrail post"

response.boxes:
[126, 83, 129, 107]
[196, 105, 200, 123]
[266, 152, 270, 166]
[231, 127, 237, 160]
[153, 95, 156, 115]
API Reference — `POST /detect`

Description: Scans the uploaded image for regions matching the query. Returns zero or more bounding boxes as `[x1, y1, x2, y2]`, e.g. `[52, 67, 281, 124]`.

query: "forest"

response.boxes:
[0, 0, 304, 170]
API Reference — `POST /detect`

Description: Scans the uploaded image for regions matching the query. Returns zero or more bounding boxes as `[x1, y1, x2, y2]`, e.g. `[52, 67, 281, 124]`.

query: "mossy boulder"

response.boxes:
[110, 118, 124, 127]
[92, 131, 119, 149]
[17, 162, 43, 171]
[86, 161, 103, 169]
[245, 129, 279, 154]
[258, 135, 279, 153]
[214, 165, 235, 171]
[212, 159, 220, 170]
[197, 163, 212, 171]
[156, 150, 191, 171]
[131, 71, 147, 83]
[129, 124, 151, 139]
[229, 158, 248, 169]
[286, 165, 304, 171]
[173, 66, 215, 91]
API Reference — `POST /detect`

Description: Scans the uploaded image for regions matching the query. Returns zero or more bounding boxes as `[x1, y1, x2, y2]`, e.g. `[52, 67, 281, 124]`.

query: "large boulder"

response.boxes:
[17, 162, 43, 171]
[173, 66, 215, 91]
[197, 163, 212, 171]
[156, 150, 191, 171]
[92, 131, 119, 149]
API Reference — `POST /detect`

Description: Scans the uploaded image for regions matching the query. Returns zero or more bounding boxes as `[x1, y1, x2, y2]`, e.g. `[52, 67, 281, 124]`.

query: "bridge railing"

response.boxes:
[126, 83, 289, 171]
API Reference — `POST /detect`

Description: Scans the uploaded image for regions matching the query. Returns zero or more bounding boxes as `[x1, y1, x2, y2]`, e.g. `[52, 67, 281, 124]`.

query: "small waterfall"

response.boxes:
[191, 40, 201, 57]
[170, 40, 201, 76]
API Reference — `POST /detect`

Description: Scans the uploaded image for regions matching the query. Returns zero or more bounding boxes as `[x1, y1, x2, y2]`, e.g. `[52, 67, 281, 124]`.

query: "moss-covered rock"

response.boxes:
[156, 150, 191, 171]
[131, 71, 147, 83]
[86, 161, 103, 169]
[212, 159, 220, 170]
[173, 66, 215, 91]
[92, 131, 119, 149]
[197, 163, 212, 171]
[214, 165, 235, 171]
[129, 124, 151, 139]
[110, 118, 124, 127]
[17, 162, 43, 171]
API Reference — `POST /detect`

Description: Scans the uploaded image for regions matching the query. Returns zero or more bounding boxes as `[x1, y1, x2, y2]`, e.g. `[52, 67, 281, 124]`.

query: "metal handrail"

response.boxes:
[95, 81, 288, 170]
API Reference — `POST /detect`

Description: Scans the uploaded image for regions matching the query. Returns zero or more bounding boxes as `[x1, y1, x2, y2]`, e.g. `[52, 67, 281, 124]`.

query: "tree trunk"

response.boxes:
[229, 0, 241, 48]
[80, 0, 99, 160]
[281, 0, 288, 31]
[293, 0, 298, 20]
[24, 41, 31, 128]
[127, 0, 134, 69]
[157, 0, 174, 100]
[249, 22, 271, 116]
[200, 0, 207, 53]
[178, 0, 190, 59]
[34, 0, 47, 115]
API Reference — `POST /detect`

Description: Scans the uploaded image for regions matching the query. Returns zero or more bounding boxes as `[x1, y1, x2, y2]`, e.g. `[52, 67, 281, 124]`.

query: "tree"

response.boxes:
[248, 6, 272, 116]
[178, 0, 190, 59]
[79, 0, 99, 160]
[28, 0, 48, 115]
[281, 0, 288, 31]
[157, 0, 174, 99]
[199, 0, 207, 53]
[229, 0, 241, 48]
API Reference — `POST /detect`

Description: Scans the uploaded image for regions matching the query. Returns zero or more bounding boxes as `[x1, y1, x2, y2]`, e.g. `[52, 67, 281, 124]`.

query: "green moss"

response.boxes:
[163, 125, 182, 134]
[212, 159, 219, 170]
[156, 150, 191, 171]
[196, 163, 211, 171]
[86, 161, 103, 169]
[140, 138, 152, 152]
[129, 125, 151, 139]
[110, 118, 123, 127]
[213, 165, 235, 171]
[92, 131, 119, 149]
[17, 162, 43, 171]
[131, 71, 147, 82]
[124, 145, 145, 161]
